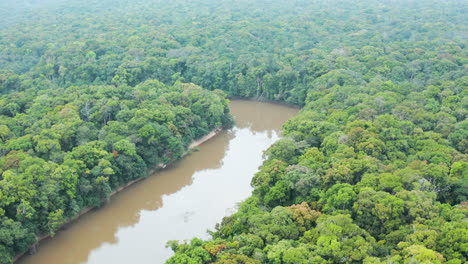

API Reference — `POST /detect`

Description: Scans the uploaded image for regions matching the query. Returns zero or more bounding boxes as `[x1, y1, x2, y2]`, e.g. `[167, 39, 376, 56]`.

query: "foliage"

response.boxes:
[0, 61, 231, 263]
[0, 0, 466, 263]
[158, 0, 466, 263]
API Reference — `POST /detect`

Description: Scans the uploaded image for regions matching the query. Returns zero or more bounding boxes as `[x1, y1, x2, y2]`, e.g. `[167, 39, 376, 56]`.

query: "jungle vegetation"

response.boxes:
[0, 0, 466, 263]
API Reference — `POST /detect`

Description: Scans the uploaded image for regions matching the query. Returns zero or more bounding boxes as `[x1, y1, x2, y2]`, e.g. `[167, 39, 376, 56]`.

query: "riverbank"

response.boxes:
[189, 128, 223, 149]
[13, 127, 223, 263]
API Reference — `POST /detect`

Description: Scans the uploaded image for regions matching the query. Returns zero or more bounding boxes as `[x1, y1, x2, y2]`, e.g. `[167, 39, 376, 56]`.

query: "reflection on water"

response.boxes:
[17, 100, 298, 264]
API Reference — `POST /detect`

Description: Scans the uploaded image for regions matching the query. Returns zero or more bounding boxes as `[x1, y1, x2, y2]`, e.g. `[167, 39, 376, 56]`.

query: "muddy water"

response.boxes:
[17, 100, 298, 264]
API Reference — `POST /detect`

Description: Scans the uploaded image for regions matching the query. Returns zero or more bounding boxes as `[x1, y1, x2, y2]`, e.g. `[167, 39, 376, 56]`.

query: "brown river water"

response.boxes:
[17, 100, 298, 264]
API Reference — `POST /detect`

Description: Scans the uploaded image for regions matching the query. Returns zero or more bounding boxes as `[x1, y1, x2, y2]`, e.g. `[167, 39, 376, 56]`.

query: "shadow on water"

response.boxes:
[231, 100, 297, 132]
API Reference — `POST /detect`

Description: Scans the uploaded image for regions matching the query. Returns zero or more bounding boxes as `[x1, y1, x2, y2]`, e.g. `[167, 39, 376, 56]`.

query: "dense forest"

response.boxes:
[0, 0, 466, 263]
[0, 1, 237, 263]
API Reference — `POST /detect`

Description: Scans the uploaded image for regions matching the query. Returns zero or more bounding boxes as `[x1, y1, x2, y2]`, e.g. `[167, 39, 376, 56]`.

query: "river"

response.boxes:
[17, 100, 299, 264]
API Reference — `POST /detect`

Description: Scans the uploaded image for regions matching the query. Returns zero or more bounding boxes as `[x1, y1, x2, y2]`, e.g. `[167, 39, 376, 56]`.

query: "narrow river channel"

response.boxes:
[17, 100, 298, 264]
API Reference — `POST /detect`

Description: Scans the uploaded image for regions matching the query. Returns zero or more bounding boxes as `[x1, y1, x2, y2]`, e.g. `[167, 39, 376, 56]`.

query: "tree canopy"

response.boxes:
[0, 0, 466, 263]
